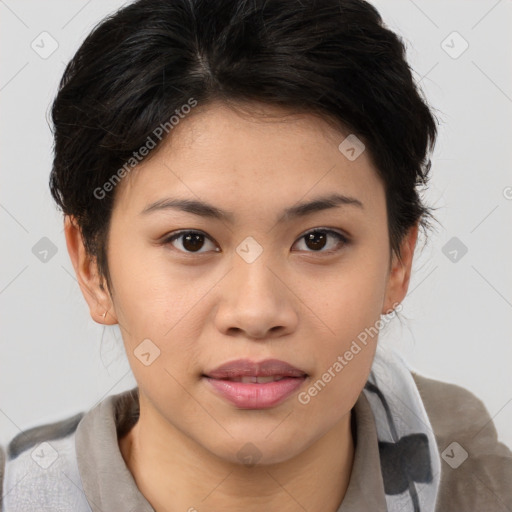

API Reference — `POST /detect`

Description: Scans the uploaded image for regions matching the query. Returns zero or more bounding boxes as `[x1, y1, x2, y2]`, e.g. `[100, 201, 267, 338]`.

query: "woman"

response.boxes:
[1, 0, 511, 510]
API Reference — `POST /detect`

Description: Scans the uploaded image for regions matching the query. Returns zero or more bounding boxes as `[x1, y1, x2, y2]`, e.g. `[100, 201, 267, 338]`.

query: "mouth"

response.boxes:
[203, 357, 308, 380]
[214, 375, 297, 383]
[202, 358, 308, 409]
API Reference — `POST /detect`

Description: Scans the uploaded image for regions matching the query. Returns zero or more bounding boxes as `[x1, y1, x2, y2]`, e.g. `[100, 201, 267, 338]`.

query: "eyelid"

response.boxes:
[300, 226, 349, 240]
[161, 227, 349, 254]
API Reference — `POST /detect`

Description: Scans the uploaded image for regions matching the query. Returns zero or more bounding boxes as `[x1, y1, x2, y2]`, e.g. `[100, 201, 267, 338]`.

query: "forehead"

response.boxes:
[111, 101, 385, 220]
[162, 100, 353, 154]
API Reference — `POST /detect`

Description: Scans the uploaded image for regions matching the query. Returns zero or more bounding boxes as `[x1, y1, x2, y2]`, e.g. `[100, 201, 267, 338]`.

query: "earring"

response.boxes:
[102, 310, 108, 320]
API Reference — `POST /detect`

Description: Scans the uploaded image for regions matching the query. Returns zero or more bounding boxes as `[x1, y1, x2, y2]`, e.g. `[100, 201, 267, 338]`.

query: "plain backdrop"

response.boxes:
[1, 0, 511, 451]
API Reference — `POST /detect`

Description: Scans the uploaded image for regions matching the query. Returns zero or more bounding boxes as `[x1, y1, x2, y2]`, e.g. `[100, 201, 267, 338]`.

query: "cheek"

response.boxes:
[108, 237, 199, 330]
[294, 282, 382, 431]
[298, 251, 387, 395]
[307, 251, 388, 343]
[107, 242, 214, 393]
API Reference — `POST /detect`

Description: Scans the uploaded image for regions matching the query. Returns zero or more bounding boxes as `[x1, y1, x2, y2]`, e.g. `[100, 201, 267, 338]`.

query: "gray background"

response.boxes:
[1, 0, 511, 450]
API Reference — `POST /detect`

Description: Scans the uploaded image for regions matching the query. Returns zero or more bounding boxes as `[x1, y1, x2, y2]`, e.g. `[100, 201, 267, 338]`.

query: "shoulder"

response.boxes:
[1, 412, 92, 511]
[411, 372, 512, 511]
[5, 411, 83, 461]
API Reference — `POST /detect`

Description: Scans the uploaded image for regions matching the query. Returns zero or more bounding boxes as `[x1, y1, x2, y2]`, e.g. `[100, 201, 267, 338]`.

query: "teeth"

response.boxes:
[229, 376, 286, 383]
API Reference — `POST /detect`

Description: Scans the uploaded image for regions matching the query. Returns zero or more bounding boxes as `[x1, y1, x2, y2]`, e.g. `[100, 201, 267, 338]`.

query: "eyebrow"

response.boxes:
[140, 193, 364, 223]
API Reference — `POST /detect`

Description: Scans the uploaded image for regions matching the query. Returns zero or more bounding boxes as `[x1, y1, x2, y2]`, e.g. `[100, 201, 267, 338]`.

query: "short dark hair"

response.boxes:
[49, 0, 439, 296]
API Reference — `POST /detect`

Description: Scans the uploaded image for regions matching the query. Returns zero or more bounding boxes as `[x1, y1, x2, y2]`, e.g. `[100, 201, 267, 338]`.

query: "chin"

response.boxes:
[207, 432, 309, 468]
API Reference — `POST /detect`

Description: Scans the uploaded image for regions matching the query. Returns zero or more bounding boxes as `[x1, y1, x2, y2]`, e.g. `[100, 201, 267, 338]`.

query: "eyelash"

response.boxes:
[161, 228, 349, 256]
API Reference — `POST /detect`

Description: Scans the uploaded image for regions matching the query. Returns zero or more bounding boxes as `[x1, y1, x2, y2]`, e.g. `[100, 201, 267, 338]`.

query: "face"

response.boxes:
[67, 100, 416, 466]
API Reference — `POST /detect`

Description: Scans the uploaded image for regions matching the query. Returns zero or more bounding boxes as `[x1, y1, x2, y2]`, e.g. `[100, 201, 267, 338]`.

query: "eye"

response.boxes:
[293, 228, 349, 254]
[163, 230, 219, 254]
[162, 228, 349, 255]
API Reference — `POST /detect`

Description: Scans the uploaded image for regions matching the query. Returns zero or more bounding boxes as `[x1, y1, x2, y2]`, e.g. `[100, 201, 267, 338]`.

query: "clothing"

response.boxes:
[361, 344, 441, 511]
[1, 356, 512, 511]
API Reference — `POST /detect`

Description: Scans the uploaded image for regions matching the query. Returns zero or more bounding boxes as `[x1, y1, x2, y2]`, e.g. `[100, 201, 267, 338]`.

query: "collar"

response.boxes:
[75, 387, 387, 511]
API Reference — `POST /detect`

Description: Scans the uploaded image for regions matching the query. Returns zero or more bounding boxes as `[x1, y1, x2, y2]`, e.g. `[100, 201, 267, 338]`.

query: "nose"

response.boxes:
[214, 255, 299, 341]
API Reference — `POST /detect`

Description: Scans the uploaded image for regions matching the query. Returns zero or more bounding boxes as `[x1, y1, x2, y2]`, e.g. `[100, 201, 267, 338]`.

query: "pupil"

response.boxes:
[306, 232, 326, 251]
[183, 233, 204, 252]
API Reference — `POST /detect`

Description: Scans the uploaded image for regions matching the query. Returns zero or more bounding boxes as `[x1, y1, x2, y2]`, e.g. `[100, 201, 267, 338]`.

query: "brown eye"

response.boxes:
[293, 229, 348, 253]
[164, 230, 219, 254]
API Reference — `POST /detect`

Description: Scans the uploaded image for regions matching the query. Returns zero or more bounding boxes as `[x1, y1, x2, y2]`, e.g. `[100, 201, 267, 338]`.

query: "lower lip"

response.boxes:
[204, 376, 306, 409]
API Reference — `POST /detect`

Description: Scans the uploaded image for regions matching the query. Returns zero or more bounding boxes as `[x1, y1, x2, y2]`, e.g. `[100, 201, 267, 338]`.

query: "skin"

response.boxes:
[65, 100, 418, 512]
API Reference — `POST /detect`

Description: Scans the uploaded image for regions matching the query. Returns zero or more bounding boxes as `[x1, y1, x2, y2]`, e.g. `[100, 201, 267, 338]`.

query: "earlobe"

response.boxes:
[63, 215, 117, 325]
[381, 223, 419, 315]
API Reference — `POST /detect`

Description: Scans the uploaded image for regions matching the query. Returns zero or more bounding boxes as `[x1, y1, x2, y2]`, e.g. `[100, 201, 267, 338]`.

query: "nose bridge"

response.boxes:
[232, 237, 283, 305]
[215, 237, 297, 338]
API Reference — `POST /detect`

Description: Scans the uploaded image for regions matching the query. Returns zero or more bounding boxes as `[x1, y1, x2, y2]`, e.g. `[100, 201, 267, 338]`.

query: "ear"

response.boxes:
[381, 223, 419, 315]
[64, 215, 118, 325]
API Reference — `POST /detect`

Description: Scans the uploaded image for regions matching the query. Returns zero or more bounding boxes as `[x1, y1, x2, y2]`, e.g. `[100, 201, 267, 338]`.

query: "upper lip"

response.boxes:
[204, 358, 308, 379]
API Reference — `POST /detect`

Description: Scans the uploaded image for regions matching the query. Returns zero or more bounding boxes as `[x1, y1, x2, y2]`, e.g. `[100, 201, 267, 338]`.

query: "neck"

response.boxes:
[119, 396, 355, 512]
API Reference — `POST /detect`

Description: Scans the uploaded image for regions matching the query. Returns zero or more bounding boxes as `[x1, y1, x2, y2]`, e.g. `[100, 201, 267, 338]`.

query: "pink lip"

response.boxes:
[203, 358, 308, 409]
[204, 358, 307, 379]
